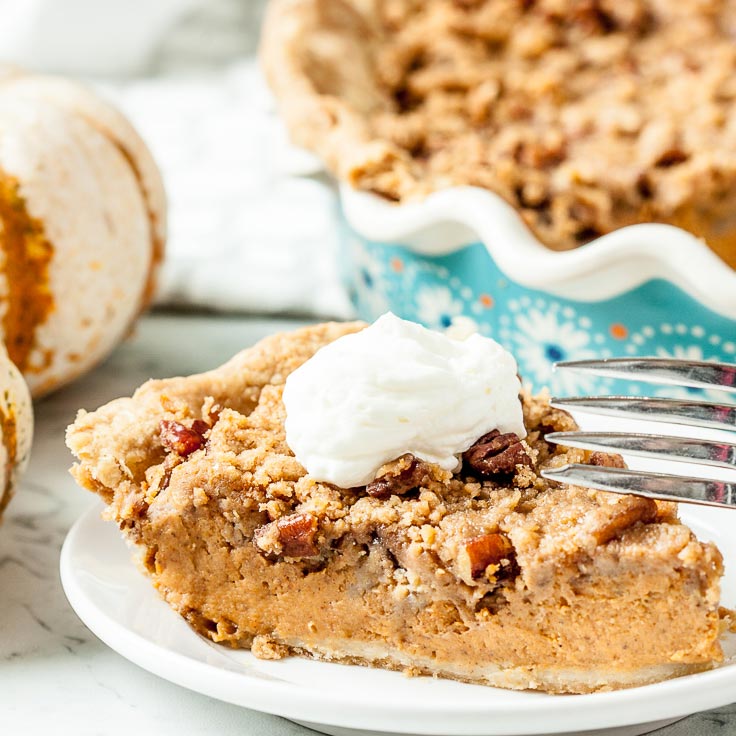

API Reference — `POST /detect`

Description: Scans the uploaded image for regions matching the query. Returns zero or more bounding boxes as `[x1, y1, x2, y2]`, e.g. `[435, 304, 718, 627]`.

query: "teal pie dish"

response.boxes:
[340, 186, 736, 399]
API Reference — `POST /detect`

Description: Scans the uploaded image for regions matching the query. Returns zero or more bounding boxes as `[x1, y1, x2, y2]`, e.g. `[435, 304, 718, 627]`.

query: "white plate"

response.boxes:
[61, 501, 736, 736]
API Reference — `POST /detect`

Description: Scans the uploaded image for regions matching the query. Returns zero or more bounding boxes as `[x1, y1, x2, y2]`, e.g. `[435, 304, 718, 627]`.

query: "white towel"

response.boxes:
[101, 62, 354, 319]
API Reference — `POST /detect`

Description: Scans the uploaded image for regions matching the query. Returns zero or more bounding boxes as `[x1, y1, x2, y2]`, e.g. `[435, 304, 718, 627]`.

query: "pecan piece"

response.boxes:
[589, 451, 626, 469]
[366, 459, 423, 500]
[592, 499, 657, 545]
[571, 0, 616, 34]
[255, 513, 320, 559]
[453, 0, 484, 9]
[458, 533, 514, 582]
[158, 452, 183, 491]
[654, 148, 688, 168]
[160, 419, 208, 456]
[463, 430, 532, 477]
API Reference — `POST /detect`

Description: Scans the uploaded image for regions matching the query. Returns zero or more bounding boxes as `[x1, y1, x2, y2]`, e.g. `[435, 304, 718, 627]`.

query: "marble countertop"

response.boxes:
[1, 313, 734, 736]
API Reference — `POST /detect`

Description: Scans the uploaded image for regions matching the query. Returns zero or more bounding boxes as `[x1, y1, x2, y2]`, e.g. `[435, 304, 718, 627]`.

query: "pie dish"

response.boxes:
[66, 321, 728, 694]
[263, 0, 736, 268]
[262, 0, 736, 397]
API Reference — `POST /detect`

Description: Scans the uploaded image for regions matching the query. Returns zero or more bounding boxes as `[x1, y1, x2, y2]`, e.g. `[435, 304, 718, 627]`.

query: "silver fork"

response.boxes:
[539, 358, 736, 508]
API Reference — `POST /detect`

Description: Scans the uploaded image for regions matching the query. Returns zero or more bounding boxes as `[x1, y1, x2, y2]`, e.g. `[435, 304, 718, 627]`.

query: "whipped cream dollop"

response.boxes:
[283, 313, 526, 488]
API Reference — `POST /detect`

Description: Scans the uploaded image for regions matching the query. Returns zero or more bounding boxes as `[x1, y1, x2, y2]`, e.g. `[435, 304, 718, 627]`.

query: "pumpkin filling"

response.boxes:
[0, 171, 54, 373]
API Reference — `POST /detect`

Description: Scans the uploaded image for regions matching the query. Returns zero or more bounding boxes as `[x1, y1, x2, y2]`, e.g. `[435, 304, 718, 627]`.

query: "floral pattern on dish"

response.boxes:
[499, 300, 613, 396]
[348, 237, 391, 319]
[415, 285, 464, 330]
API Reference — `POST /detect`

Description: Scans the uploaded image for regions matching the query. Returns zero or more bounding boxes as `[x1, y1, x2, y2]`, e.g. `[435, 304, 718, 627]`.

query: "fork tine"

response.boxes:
[550, 396, 736, 433]
[555, 358, 736, 393]
[541, 464, 736, 507]
[545, 431, 736, 469]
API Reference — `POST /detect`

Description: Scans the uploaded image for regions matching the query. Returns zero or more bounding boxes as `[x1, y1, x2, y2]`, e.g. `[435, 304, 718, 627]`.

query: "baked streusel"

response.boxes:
[263, 0, 736, 268]
[67, 322, 727, 693]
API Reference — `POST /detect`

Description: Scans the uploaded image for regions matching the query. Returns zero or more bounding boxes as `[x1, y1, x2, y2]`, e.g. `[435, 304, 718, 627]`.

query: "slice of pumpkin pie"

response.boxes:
[66, 314, 726, 693]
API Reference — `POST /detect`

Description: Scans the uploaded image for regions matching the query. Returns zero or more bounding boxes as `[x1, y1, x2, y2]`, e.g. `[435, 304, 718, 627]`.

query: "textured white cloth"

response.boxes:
[101, 62, 353, 319]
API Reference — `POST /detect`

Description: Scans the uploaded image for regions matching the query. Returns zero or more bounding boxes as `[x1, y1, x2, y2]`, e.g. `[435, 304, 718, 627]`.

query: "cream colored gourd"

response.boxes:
[0, 342, 32, 520]
[0, 68, 166, 396]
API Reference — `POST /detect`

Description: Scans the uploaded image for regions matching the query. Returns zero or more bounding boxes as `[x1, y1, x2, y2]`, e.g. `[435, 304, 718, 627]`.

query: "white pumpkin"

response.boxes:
[0, 69, 166, 396]
[0, 342, 32, 519]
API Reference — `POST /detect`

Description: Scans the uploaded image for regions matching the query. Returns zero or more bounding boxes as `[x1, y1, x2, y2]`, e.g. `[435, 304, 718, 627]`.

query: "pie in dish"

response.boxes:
[67, 321, 726, 693]
[262, 0, 736, 270]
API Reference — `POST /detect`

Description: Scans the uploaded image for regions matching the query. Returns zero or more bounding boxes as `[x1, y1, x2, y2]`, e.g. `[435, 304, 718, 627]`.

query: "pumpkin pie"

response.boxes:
[67, 322, 727, 693]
